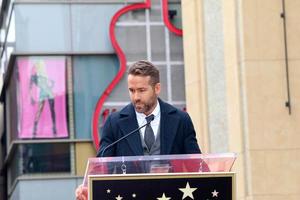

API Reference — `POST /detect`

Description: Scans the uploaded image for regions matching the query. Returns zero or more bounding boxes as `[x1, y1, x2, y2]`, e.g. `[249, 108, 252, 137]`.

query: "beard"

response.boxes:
[133, 97, 157, 114]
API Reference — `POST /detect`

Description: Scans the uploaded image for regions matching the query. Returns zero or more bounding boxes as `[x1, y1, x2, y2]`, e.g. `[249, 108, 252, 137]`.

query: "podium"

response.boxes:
[83, 153, 236, 200]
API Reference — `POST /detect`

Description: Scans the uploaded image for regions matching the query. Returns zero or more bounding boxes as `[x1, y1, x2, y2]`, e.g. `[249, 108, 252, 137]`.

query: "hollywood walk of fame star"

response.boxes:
[179, 182, 197, 199]
[212, 189, 219, 197]
[157, 193, 171, 200]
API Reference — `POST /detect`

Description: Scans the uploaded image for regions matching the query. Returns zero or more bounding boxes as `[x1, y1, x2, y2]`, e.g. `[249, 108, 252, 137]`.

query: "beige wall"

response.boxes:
[182, 0, 300, 199]
[75, 142, 97, 176]
[243, 0, 300, 199]
[182, 0, 210, 153]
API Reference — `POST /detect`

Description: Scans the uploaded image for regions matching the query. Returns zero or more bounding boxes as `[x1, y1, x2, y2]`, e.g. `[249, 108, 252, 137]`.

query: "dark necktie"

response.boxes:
[144, 115, 155, 150]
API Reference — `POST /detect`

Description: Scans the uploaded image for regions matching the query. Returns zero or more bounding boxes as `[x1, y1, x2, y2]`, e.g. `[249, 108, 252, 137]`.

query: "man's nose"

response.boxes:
[133, 92, 140, 101]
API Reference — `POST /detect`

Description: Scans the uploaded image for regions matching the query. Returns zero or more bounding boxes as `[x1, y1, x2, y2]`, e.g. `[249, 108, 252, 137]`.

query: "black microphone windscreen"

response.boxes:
[148, 114, 155, 121]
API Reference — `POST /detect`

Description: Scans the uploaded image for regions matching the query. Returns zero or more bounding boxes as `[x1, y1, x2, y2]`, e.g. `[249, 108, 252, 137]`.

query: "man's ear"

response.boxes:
[155, 83, 161, 95]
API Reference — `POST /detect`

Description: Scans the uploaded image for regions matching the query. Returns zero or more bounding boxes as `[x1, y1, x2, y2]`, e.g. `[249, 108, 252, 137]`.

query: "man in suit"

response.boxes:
[98, 60, 200, 156]
[76, 60, 201, 200]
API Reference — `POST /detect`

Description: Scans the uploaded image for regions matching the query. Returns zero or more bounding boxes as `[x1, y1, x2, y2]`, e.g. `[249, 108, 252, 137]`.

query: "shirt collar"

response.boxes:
[135, 100, 160, 122]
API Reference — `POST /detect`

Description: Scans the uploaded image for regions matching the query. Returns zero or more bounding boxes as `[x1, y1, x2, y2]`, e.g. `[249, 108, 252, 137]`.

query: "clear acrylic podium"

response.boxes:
[84, 153, 236, 199]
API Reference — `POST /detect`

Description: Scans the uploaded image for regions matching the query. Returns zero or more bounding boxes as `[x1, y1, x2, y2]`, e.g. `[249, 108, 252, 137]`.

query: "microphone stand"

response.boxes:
[100, 115, 154, 157]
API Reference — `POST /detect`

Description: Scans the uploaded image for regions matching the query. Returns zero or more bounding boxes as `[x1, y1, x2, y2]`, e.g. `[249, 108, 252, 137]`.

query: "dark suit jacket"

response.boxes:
[97, 98, 201, 157]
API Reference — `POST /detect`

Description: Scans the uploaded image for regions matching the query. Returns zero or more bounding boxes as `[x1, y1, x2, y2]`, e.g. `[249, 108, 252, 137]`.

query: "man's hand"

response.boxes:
[75, 184, 88, 200]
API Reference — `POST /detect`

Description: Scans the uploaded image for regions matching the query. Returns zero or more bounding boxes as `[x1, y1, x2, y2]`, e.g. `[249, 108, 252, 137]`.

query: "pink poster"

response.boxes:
[17, 57, 68, 138]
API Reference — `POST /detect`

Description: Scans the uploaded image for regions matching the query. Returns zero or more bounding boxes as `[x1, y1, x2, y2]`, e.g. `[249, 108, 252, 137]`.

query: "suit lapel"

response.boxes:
[118, 104, 144, 156]
[159, 100, 179, 154]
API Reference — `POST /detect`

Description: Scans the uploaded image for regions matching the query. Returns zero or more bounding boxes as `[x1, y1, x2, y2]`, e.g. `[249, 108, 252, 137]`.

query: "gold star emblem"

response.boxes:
[212, 189, 219, 197]
[115, 195, 123, 200]
[179, 182, 197, 199]
[157, 193, 171, 200]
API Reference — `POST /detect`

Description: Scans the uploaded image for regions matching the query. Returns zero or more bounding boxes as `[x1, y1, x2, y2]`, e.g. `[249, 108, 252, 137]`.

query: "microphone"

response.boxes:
[100, 114, 155, 157]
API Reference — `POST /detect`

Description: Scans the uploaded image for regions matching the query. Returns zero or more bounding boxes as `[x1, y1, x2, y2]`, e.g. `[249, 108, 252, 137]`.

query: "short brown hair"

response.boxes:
[128, 60, 160, 86]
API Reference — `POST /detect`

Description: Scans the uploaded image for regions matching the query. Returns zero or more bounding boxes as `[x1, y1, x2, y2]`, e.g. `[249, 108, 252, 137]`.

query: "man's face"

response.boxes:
[128, 74, 161, 115]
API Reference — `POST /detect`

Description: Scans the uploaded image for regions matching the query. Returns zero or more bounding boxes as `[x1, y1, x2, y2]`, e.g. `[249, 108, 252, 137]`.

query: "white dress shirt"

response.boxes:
[135, 100, 161, 140]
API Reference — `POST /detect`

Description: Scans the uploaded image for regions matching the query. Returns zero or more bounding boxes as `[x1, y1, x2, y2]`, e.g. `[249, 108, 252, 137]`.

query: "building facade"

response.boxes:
[0, 0, 185, 199]
[183, 0, 300, 199]
[0, 0, 300, 200]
